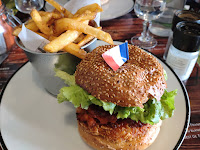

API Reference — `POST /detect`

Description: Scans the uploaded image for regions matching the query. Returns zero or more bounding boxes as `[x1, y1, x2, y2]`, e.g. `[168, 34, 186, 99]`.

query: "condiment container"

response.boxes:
[163, 10, 200, 60]
[166, 21, 200, 81]
[0, 0, 21, 63]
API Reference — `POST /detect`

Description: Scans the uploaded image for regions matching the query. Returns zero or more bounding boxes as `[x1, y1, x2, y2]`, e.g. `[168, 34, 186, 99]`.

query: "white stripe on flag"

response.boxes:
[105, 46, 124, 67]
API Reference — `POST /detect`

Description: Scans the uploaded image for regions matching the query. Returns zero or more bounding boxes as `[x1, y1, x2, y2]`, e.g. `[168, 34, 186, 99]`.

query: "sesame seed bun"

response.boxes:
[78, 114, 162, 150]
[75, 45, 167, 108]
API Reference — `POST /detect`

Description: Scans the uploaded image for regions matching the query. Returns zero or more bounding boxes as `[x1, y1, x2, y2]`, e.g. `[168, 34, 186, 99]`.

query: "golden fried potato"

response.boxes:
[78, 27, 102, 47]
[48, 35, 86, 59]
[44, 30, 82, 52]
[45, 0, 73, 17]
[54, 18, 114, 45]
[74, 3, 103, 16]
[30, 9, 53, 35]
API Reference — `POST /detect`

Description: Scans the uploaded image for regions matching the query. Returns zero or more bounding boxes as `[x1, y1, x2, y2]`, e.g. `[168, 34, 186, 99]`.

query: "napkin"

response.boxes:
[18, 0, 101, 53]
[18, 24, 50, 52]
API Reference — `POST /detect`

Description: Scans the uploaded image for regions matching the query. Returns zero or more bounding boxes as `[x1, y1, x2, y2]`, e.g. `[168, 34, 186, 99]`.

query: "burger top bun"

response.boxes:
[75, 45, 167, 108]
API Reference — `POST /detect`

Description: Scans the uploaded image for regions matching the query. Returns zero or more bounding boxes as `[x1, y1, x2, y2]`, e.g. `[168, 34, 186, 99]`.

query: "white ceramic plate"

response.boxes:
[44, 0, 134, 21]
[100, 0, 134, 21]
[0, 41, 190, 150]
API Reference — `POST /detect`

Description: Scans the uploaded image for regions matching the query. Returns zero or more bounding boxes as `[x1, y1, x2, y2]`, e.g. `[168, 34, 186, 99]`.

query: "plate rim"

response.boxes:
[100, 0, 134, 21]
[151, 52, 191, 150]
[0, 43, 190, 150]
[0, 62, 28, 150]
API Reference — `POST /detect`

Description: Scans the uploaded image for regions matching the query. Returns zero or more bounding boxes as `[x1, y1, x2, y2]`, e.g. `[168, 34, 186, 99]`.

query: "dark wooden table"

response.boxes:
[0, 8, 200, 150]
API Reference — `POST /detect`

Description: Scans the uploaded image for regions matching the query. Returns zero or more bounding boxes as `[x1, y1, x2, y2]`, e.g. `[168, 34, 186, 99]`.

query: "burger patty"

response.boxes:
[76, 104, 146, 127]
[77, 105, 161, 147]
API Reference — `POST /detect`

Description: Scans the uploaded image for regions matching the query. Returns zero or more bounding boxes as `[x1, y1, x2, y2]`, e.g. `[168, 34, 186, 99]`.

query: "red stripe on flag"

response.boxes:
[102, 53, 119, 71]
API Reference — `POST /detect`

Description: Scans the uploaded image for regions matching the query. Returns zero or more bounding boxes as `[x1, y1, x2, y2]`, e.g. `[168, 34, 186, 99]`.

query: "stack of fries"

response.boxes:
[13, 0, 114, 59]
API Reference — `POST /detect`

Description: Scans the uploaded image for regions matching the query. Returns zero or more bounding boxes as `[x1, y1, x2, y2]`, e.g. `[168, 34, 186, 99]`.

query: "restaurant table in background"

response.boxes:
[0, 8, 200, 150]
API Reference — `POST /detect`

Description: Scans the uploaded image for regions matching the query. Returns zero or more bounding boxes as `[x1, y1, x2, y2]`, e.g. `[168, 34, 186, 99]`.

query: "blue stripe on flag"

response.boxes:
[119, 42, 129, 62]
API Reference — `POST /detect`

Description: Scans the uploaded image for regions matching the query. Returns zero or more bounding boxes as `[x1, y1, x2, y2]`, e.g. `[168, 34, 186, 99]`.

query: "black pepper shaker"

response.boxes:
[163, 10, 200, 60]
[165, 21, 200, 81]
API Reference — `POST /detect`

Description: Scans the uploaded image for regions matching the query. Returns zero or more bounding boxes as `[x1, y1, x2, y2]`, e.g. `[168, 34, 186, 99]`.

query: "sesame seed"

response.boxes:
[75, 45, 167, 108]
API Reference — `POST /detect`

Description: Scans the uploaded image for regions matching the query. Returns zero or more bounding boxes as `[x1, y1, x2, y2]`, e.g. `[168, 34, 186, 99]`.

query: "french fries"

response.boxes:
[44, 18, 90, 52]
[12, 27, 22, 36]
[74, 34, 85, 44]
[30, 9, 53, 36]
[62, 43, 87, 59]
[35, 32, 49, 39]
[13, 0, 114, 60]
[12, 11, 62, 37]
[54, 18, 114, 45]
[39, 11, 62, 23]
[74, 3, 103, 16]
[73, 11, 97, 22]
[45, 0, 73, 18]
[12, 21, 39, 36]
[24, 21, 39, 31]
[44, 30, 82, 52]
[78, 27, 102, 47]
[49, 35, 86, 59]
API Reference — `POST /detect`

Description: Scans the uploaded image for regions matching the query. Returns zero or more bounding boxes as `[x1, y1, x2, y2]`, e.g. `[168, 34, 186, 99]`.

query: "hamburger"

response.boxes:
[57, 45, 177, 150]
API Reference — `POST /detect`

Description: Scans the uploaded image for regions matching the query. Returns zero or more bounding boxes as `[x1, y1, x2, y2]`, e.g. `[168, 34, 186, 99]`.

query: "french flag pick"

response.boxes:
[102, 42, 129, 71]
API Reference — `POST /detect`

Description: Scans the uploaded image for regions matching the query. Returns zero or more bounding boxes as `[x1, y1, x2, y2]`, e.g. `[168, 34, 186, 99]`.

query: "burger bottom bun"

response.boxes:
[78, 120, 162, 150]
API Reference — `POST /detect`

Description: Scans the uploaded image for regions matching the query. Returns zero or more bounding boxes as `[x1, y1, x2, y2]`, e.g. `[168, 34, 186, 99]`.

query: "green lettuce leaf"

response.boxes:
[57, 84, 177, 125]
[55, 68, 116, 114]
[57, 86, 92, 109]
[58, 85, 116, 114]
[160, 89, 177, 120]
[113, 89, 177, 125]
[164, 69, 168, 81]
[55, 68, 76, 86]
[56, 69, 177, 125]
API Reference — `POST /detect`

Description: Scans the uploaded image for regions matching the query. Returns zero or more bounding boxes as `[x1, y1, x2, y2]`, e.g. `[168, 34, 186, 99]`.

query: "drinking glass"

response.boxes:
[131, 0, 166, 49]
[15, 0, 44, 14]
